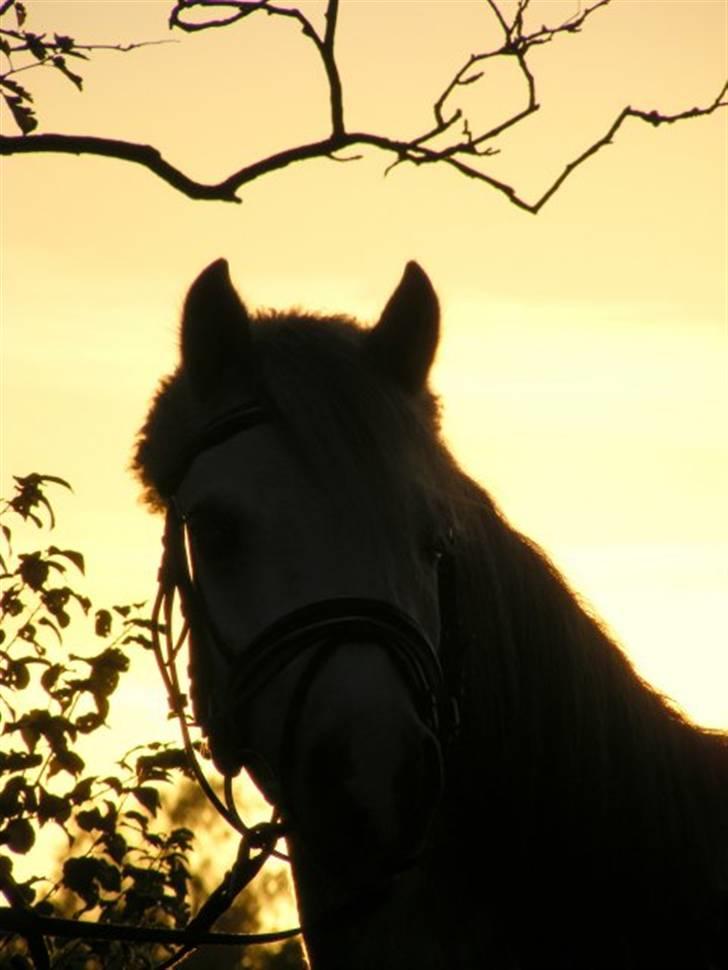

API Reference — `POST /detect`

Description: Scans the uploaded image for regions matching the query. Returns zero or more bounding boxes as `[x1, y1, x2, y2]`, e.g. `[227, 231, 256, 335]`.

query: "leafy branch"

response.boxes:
[0, 0, 725, 212]
[0, 0, 170, 134]
[0, 475, 303, 968]
[0, 474, 197, 968]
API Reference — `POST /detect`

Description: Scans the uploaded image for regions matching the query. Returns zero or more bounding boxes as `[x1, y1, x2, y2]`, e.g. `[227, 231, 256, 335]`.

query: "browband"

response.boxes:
[172, 402, 270, 492]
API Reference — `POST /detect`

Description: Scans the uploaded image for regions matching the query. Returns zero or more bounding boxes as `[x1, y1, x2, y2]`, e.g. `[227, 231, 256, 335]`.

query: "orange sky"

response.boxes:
[1, 0, 727, 772]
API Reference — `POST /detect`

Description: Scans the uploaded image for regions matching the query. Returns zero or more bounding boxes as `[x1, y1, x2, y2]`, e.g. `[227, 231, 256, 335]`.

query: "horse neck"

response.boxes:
[447, 490, 728, 940]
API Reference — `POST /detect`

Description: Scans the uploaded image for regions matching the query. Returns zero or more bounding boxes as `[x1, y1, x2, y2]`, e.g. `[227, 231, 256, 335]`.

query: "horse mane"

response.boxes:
[436, 477, 728, 964]
[135, 304, 728, 964]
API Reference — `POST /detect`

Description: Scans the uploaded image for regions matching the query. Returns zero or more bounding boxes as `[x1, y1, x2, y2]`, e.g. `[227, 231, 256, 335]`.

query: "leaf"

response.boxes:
[17, 718, 41, 753]
[62, 857, 99, 907]
[25, 32, 47, 61]
[141, 830, 163, 849]
[0, 751, 42, 775]
[38, 616, 62, 644]
[95, 609, 112, 637]
[62, 856, 120, 906]
[40, 662, 63, 692]
[77, 647, 129, 699]
[48, 749, 84, 779]
[69, 776, 95, 805]
[15, 2, 27, 28]
[101, 775, 123, 795]
[38, 789, 71, 826]
[72, 592, 91, 613]
[52, 55, 83, 90]
[41, 586, 75, 625]
[0, 76, 33, 101]
[0, 587, 24, 616]
[18, 553, 49, 590]
[3, 93, 37, 134]
[102, 831, 127, 864]
[0, 776, 28, 816]
[36, 474, 72, 492]
[135, 747, 188, 782]
[75, 711, 105, 733]
[128, 617, 163, 631]
[75, 807, 106, 832]
[47, 546, 85, 575]
[5, 657, 31, 689]
[132, 786, 160, 817]
[122, 809, 148, 828]
[123, 633, 153, 650]
[1, 818, 35, 854]
[53, 33, 74, 52]
[168, 827, 195, 850]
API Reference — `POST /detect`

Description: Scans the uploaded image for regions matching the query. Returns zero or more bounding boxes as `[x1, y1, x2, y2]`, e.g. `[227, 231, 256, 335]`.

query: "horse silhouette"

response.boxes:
[134, 260, 728, 969]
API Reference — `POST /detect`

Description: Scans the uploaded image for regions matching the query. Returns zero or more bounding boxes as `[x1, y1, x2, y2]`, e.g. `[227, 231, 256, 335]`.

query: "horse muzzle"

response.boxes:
[276, 640, 444, 874]
[201, 600, 449, 875]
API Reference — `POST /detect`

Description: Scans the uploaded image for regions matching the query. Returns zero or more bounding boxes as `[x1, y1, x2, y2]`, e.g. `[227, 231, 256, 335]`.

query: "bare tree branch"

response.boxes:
[1, 0, 726, 213]
[168, 0, 346, 142]
[168, 0, 319, 44]
[415, 0, 610, 158]
[322, 0, 343, 139]
[524, 82, 728, 213]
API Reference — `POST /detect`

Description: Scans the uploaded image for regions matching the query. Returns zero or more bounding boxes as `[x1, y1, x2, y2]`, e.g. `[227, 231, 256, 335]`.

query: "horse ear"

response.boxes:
[366, 262, 440, 393]
[180, 259, 251, 397]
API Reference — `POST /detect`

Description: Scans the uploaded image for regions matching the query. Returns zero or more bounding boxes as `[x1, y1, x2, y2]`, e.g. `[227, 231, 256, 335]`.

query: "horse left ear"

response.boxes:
[366, 262, 440, 393]
[180, 258, 251, 398]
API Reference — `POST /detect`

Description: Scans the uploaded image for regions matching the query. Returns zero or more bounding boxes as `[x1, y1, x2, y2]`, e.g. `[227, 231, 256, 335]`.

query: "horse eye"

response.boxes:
[188, 507, 238, 559]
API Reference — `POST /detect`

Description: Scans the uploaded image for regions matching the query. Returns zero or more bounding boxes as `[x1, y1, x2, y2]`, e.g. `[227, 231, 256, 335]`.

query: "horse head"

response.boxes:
[135, 260, 461, 962]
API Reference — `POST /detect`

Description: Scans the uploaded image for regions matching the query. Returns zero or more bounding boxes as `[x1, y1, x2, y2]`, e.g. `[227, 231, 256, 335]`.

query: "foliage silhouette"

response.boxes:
[0, 475, 303, 970]
[0, 0, 725, 211]
[163, 778, 305, 970]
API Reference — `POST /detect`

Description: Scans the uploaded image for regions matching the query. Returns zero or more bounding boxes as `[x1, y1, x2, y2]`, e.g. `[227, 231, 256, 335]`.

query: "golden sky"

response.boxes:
[1, 0, 727, 770]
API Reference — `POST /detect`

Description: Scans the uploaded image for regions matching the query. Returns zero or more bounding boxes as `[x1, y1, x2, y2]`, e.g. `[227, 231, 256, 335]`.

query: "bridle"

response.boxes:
[149, 400, 461, 961]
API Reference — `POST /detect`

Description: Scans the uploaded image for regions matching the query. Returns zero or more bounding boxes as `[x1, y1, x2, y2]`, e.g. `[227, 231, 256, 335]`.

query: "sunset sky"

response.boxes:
[1, 0, 727, 790]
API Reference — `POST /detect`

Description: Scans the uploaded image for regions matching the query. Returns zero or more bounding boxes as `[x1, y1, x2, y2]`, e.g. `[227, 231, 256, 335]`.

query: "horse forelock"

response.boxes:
[132, 308, 449, 516]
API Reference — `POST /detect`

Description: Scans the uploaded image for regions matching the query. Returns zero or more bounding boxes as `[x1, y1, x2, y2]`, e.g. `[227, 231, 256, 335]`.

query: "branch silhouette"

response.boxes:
[1, 0, 726, 212]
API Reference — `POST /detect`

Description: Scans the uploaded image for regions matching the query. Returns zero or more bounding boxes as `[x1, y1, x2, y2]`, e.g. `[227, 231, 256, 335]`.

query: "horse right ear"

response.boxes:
[180, 259, 251, 398]
[366, 262, 440, 394]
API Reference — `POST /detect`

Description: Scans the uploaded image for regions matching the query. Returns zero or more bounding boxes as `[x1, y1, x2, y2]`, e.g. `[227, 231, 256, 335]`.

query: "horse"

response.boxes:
[133, 259, 728, 969]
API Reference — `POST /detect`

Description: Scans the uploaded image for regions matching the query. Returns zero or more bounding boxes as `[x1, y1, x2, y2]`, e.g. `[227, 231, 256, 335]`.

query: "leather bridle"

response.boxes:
[149, 400, 461, 960]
